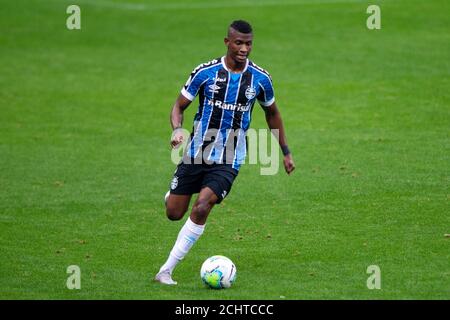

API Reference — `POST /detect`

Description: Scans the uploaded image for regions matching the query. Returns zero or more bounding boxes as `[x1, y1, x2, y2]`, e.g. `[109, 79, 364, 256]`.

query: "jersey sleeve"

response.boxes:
[181, 64, 209, 101]
[257, 75, 275, 107]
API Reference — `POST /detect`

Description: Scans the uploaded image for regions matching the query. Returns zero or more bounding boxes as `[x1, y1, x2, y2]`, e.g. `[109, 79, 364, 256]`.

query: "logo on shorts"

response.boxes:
[221, 190, 227, 199]
[245, 86, 256, 100]
[171, 176, 178, 190]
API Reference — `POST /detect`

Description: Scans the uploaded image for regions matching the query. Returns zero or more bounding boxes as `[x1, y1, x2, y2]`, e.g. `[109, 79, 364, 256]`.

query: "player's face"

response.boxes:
[225, 29, 253, 64]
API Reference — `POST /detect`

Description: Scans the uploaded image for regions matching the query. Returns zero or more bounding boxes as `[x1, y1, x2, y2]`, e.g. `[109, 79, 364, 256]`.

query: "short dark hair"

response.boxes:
[229, 20, 252, 34]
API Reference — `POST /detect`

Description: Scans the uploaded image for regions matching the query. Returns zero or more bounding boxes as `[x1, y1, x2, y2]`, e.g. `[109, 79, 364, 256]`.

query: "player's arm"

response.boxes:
[263, 102, 295, 175]
[171, 60, 210, 148]
[170, 94, 192, 148]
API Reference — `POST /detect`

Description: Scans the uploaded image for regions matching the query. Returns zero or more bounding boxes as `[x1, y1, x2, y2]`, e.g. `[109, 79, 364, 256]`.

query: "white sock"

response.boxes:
[159, 217, 205, 275]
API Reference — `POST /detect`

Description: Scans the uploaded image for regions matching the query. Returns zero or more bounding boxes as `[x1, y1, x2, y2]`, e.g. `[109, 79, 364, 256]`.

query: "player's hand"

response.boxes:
[170, 128, 184, 149]
[283, 154, 295, 175]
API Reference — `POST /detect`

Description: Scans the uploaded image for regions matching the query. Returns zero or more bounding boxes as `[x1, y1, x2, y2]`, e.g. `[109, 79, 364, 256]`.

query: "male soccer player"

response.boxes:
[155, 20, 295, 285]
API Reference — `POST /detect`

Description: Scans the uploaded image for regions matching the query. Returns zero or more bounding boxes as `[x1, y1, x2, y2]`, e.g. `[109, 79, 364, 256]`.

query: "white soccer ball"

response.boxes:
[200, 255, 237, 289]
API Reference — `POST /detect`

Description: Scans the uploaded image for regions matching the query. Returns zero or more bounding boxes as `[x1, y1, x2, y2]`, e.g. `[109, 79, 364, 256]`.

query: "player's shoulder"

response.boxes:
[190, 57, 222, 76]
[248, 60, 272, 80]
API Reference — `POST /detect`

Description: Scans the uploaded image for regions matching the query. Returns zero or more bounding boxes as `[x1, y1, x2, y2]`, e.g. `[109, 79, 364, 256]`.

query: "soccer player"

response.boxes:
[155, 20, 295, 285]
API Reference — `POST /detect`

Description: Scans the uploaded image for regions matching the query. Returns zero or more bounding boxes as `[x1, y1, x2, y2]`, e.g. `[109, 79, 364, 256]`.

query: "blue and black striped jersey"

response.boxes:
[181, 56, 275, 171]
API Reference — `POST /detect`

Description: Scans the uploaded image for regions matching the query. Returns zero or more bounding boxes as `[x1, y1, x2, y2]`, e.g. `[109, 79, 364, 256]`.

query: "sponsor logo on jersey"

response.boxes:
[214, 77, 227, 83]
[245, 86, 256, 100]
[207, 98, 251, 112]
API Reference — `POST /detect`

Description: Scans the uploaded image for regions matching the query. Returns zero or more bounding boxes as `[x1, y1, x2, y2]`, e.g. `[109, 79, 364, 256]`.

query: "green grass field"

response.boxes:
[1, 0, 449, 299]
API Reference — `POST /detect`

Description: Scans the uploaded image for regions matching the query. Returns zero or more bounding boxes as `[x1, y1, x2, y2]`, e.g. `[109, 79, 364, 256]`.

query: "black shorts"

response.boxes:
[169, 161, 239, 204]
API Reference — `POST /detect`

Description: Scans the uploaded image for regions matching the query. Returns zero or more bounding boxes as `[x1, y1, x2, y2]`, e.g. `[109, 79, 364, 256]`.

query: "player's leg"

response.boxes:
[155, 188, 217, 285]
[155, 163, 202, 285]
[160, 170, 237, 278]
[189, 186, 219, 225]
[164, 162, 200, 221]
[165, 193, 192, 221]
[155, 164, 237, 285]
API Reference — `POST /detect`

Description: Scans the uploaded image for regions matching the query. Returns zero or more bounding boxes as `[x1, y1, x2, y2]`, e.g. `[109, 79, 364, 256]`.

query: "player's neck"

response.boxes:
[224, 55, 247, 73]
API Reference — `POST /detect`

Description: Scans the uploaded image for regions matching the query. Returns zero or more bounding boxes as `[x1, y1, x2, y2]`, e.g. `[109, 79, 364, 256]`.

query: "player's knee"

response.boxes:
[192, 200, 212, 221]
[166, 207, 185, 221]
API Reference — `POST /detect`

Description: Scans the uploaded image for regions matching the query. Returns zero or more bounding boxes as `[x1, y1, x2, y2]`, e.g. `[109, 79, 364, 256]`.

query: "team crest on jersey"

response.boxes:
[170, 176, 178, 190]
[245, 86, 256, 100]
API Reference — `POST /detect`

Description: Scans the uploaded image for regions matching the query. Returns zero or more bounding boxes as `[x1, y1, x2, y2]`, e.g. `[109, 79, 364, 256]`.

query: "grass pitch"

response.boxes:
[0, 0, 449, 299]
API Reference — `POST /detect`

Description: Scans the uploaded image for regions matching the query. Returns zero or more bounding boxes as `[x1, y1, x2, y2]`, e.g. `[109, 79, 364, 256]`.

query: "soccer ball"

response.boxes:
[200, 255, 237, 289]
